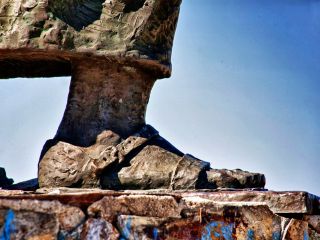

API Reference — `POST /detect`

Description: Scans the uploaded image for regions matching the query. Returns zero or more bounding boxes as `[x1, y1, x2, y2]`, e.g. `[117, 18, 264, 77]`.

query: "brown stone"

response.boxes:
[304, 215, 320, 234]
[0, 189, 318, 239]
[0, 199, 85, 231]
[87, 195, 181, 221]
[180, 190, 320, 214]
[206, 168, 266, 189]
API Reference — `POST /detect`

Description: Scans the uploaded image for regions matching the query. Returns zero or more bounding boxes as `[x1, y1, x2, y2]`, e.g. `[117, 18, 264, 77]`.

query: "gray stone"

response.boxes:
[206, 168, 266, 189]
[117, 145, 210, 190]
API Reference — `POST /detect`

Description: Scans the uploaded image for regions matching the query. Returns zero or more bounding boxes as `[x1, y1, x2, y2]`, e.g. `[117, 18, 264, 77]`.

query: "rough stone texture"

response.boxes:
[87, 195, 181, 221]
[39, 124, 218, 190]
[1, 0, 266, 191]
[0, 168, 13, 188]
[206, 168, 266, 189]
[0, 189, 319, 239]
[0, 0, 182, 78]
[0, 199, 85, 231]
[81, 218, 119, 240]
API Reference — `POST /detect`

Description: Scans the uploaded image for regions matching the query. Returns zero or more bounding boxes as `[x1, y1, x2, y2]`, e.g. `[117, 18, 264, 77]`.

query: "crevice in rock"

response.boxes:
[122, 0, 146, 13]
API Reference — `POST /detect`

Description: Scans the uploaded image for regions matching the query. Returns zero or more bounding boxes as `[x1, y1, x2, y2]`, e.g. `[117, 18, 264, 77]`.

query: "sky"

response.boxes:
[0, 1, 319, 195]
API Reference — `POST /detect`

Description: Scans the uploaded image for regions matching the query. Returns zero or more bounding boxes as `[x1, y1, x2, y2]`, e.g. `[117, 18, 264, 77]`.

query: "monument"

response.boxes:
[0, 0, 319, 239]
[0, 0, 264, 190]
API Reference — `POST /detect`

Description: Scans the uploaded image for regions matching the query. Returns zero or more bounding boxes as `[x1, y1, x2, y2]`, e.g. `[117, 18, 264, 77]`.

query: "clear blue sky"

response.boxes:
[1, 1, 319, 195]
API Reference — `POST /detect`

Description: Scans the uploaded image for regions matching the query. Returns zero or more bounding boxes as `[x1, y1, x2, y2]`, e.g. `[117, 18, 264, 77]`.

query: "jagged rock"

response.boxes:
[40, 125, 216, 190]
[88, 195, 181, 221]
[206, 168, 266, 189]
[81, 218, 119, 240]
[0, 168, 13, 188]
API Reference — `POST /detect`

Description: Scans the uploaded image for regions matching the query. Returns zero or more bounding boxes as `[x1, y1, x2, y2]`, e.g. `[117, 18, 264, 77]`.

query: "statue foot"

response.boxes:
[38, 125, 265, 190]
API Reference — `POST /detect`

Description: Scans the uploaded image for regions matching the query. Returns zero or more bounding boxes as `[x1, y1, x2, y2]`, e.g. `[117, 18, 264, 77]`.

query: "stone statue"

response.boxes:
[0, 0, 265, 189]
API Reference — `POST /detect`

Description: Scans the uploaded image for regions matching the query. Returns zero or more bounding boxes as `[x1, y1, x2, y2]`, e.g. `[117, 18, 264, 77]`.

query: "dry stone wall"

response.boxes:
[0, 189, 319, 239]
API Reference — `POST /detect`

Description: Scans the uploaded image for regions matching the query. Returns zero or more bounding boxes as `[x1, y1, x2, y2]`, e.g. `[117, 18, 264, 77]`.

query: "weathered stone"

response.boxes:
[117, 215, 168, 240]
[39, 130, 122, 188]
[0, 0, 182, 78]
[180, 190, 320, 214]
[0, 199, 85, 231]
[304, 215, 320, 234]
[0, 189, 318, 239]
[87, 195, 181, 221]
[117, 144, 210, 190]
[7, 178, 39, 191]
[206, 168, 266, 189]
[39, 125, 160, 188]
[81, 218, 119, 240]
[0, 168, 13, 188]
[281, 218, 309, 240]
[0, 209, 58, 240]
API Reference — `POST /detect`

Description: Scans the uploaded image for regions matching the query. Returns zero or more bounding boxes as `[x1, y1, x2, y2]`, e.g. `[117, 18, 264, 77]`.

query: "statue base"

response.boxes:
[0, 188, 319, 239]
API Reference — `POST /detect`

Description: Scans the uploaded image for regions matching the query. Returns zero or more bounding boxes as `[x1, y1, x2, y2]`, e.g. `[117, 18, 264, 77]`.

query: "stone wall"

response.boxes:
[0, 188, 319, 239]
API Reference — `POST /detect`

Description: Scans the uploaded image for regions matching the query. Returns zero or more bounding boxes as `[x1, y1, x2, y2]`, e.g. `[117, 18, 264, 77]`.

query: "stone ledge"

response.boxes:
[0, 189, 319, 239]
[1, 188, 318, 215]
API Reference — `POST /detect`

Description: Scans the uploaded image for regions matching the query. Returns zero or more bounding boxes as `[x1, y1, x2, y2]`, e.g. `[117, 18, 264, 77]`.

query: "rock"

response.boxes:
[0, 168, 13, 188]
[304, 215, 320, 234]
[117, 215, 168, 240]
[206, 168, 266, 189]
[87, 195, 181, 221]
[81, 218, 119, 240]
[281, 218, 309, 240]
[0, 209, 59, 240]
[7, 178, 39, 191]
[0, 189, 318, 239]
[39, 125, 160, 189]
[117, 144, 210, 190]
[0, 0, 182, 78]
[0, 199, 85, 232]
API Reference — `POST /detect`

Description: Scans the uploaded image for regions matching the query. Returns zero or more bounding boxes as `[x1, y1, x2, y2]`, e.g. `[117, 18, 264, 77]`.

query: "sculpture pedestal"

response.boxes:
[0, 189, 319, 239]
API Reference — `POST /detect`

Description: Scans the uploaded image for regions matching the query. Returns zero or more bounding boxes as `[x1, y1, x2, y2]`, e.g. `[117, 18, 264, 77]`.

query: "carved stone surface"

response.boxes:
[0, 189, 319, 239]
[0, 0, 182, 78]
[1, 0, 267, 190]
[206, 168, 266, 189]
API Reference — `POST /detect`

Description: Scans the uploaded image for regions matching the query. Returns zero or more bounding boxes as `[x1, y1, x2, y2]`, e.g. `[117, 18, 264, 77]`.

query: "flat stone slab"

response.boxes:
[0, 188, 319, 215]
